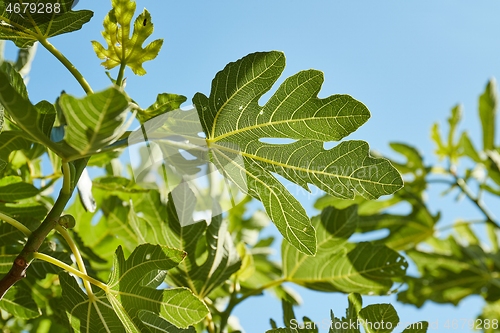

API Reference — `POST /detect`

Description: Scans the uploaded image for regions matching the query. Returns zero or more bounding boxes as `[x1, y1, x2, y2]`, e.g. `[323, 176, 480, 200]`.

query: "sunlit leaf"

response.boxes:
[356, 196, 438, 251]
[161, 187, 241, 298]
[0, 65, 62, 154]
[193, 51, 402, 255]
[0, 254, 17, 273]
[92, 0, 162, 75]
[107, 245, 208, 329]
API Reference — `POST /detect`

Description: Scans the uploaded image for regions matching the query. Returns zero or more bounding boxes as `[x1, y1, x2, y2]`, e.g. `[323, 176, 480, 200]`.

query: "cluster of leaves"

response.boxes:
[315, 78, 500, 330]
[1, 0, 499, 332]
[0, 0, 412, 332]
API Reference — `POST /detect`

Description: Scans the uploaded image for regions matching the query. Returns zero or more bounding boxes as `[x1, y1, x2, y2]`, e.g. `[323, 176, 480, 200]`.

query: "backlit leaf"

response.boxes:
[107, 245, 208, 329]
[92, 0, 162, 75]
[399, 235, 500, 307]
[0, 65, 62, 154]
[161, 188, 241, 298]
[193, 51, 403, 255]
[0, 254, 17, 273]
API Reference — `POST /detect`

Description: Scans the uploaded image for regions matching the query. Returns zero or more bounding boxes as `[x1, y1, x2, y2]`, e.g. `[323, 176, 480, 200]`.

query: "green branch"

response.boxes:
[454, 177, 498, 227]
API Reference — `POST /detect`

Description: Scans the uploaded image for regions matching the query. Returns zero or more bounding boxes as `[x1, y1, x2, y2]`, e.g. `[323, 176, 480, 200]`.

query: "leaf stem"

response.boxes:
[56, 225, 96, 298]
[62, 162, 72, 195]
[37, 38, 94, 94]
[33, 252, 108, 292]
[116, 63, 126, 87]
[0, 212, 31, 237]
[38, 178, 57, 193]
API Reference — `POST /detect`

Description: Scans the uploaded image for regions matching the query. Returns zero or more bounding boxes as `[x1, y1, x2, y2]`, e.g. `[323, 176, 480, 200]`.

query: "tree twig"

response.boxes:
[454, 177, 498, 227]
[0, 160, 86, 299]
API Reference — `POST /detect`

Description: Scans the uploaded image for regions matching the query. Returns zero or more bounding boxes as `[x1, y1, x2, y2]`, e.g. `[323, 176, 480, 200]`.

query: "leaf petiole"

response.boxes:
[61, 162, 72, 195]
[116, 62, 126, 87]
[33, 251, 109, 292]
[0, 212, 31, 237]
[56, 225, 98, 298]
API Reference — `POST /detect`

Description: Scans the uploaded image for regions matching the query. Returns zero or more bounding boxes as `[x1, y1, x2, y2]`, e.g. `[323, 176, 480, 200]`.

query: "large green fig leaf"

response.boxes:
[92, 0, 162, 75]
[0, 0, 93, 48]
[60, 244, 208, 332]
[282, 206, 407, 294]
[193, 51, 403, 255]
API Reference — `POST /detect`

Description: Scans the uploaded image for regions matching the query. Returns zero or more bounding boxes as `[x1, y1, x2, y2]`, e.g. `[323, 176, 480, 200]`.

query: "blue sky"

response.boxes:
[4, 1, 500, 332]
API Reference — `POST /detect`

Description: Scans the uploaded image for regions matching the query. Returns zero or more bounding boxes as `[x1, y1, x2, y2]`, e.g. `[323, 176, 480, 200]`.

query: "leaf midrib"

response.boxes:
[210, 141, 395, 187]
[82, 93, 115, 155]
[209, 114, 366, 143]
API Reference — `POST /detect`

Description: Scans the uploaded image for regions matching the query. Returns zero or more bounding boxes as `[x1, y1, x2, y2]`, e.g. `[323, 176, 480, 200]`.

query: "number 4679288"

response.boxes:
[6, 2, 61, 14]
